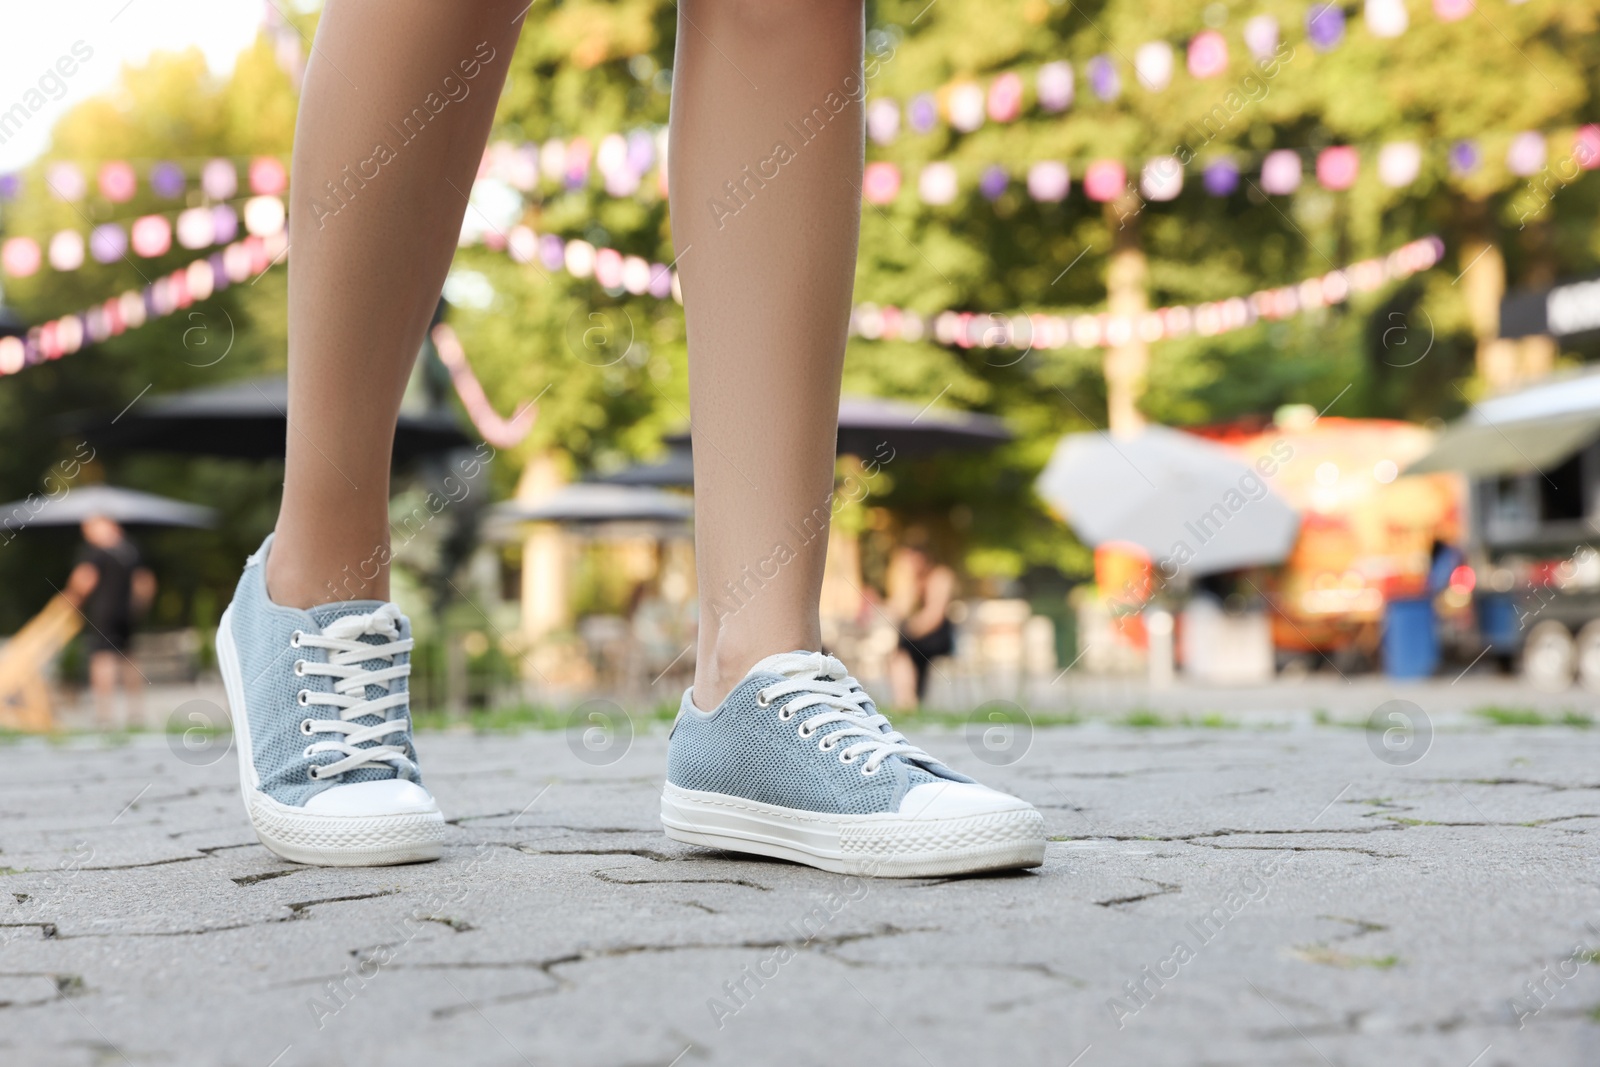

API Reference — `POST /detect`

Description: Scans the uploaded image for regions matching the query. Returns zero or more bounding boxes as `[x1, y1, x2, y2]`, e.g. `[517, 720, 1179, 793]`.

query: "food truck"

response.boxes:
[1409, 368, 1600, 690]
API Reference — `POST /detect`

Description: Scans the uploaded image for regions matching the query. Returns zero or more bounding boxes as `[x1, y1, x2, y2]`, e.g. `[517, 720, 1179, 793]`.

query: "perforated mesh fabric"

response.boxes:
[666, 665, 971, 816]
[228, 536, 421, 807]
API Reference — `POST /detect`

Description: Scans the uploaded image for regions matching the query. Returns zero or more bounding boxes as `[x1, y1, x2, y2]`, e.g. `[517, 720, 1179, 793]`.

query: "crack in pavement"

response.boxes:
[1095, 879, 1183, 908]
[516, 846, 683, 863]
[408, 924, 937, 1017]
[16, 891, 402, 941]
[591, 870, 772, 891]
[232, 869, 303, 887]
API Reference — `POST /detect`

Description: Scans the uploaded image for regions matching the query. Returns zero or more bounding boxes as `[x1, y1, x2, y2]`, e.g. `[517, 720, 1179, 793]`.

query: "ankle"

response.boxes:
[691, 627, 818, 710]
[264, 540, 389, 609]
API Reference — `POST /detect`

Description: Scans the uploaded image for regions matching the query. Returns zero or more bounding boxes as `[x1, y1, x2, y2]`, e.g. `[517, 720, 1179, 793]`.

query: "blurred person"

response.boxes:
[64, 515, 154, 729]
[218, 0, 1043, 874]
[886, 536, 957, 708]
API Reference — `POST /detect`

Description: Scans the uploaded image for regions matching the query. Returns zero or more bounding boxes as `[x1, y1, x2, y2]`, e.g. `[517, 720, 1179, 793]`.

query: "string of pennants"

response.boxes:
[0, 155, 287, 278]
[0, 195, 287, 278]
[0, 219, 1443, 385]
[463, 124, 1597, 218]
[0, 231, 287, 375]
[847, 235, 1444, 351]
[0, 112, 1582, 284]
[4, 0, 1569, 229]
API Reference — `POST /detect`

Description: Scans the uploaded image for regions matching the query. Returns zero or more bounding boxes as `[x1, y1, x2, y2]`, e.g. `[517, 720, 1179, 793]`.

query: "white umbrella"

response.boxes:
[1036, 426, 1300, 575]
[0, 484, 215, 528]
[1407, 367, 1600, 476]
[493, 483, 693, 525]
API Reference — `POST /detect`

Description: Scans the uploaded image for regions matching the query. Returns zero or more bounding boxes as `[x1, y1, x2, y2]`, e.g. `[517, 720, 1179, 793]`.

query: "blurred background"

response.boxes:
[2, 0, 1598, 733]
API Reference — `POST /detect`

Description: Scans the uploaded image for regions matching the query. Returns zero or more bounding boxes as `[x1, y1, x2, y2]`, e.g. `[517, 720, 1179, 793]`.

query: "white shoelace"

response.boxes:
[293, 604, 414, 780]
[754, 652, 944, 775]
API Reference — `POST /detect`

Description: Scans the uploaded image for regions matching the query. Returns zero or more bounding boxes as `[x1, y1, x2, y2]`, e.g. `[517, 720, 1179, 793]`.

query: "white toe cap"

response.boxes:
[302, 779, 440, 817]
[899, 781, 1034, 820]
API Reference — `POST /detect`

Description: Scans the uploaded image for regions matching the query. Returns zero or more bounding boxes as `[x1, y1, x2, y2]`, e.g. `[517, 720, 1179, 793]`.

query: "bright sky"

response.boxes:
[0, 0, 315, 170]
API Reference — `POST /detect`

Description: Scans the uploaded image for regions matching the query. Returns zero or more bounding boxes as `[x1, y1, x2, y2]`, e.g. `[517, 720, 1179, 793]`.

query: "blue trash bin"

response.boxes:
[1476, 593, 1517, 652]
[1383, 596, 1439, 679]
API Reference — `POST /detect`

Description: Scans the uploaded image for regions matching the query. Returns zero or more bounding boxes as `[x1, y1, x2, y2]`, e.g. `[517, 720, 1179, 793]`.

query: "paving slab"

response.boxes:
[0, 719, 1596, 1066]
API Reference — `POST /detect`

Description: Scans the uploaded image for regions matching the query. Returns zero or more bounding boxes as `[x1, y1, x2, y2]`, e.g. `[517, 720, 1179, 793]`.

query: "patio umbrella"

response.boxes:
[66, 376, 471, 464]
[591, 444, 695, 488]
[0, 484, 215, 528]
[663, 394, 1010, 461]
[1406, 368, 1600, 476]
[488, 483, 692, 527]
[1036, 426, 1300, 575]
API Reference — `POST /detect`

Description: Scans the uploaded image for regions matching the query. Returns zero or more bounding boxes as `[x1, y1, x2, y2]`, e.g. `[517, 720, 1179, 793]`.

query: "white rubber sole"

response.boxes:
[660, 781, 1046, 877]
[217, 607, 446, 867]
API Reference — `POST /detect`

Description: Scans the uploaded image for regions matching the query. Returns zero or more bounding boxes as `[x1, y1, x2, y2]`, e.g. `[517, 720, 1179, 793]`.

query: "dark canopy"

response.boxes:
[65, 376, 471, 464]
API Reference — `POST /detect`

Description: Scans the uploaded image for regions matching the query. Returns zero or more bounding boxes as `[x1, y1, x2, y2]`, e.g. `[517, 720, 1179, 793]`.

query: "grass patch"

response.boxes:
[913, 707, 1083, 727]
[1293, 946, 1400, 969]
[1475, 706, 1548, 726]
[1123, 709, 1167, 728]
[411, 702, 680, 733]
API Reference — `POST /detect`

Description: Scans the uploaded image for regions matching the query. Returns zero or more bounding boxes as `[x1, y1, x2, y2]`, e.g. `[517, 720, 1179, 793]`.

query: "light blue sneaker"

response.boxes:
[216, 535, 445, 866]
[662, 651, 1045, 877]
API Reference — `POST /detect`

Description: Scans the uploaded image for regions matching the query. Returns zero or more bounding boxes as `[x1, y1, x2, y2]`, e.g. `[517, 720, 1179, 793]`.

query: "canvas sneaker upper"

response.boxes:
[227, 535, 426, 808]
[666, 650, 983, 815]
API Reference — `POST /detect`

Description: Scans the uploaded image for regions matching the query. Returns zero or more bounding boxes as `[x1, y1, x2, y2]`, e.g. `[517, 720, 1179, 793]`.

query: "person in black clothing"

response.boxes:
[64, 515, 155, 728]
[887, 534, 958, 708]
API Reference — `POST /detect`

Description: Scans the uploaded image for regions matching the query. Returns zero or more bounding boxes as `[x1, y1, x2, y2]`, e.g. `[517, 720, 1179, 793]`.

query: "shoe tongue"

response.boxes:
[306, 599, 391, 629]
[747, 650, 824, 678]
[747, 651, 884, 724]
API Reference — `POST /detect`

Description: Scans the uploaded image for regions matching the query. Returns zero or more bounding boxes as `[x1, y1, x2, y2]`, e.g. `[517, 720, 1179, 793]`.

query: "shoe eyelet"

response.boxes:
[300, 718, 315, 735]
[839, 750, 855, 763]
[307, 764, 321, 780]
[797, 724, 813, 739]
[297, 689, 309, 706]
[293, 660, 305, 676]
[861, 763, 881, 777]
[818, 737, 835, 753]
[289, 630, 302, 648]
[777, 707, 794, 721]
[755, 690, 772, 708]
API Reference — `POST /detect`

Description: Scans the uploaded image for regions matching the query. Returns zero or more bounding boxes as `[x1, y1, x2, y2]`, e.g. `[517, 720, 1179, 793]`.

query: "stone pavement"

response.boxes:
[0, 718, 1596, 1066]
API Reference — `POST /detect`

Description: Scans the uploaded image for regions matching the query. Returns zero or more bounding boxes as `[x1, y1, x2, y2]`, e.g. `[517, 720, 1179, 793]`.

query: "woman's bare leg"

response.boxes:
[266, 0, 525, 608]
[669, 0, 865, 708]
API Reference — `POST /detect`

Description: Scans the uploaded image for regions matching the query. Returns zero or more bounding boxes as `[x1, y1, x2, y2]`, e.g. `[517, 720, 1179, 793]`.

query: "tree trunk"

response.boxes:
[1459, 199, 1519, 393]
[1103, 192, 1149, 436]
